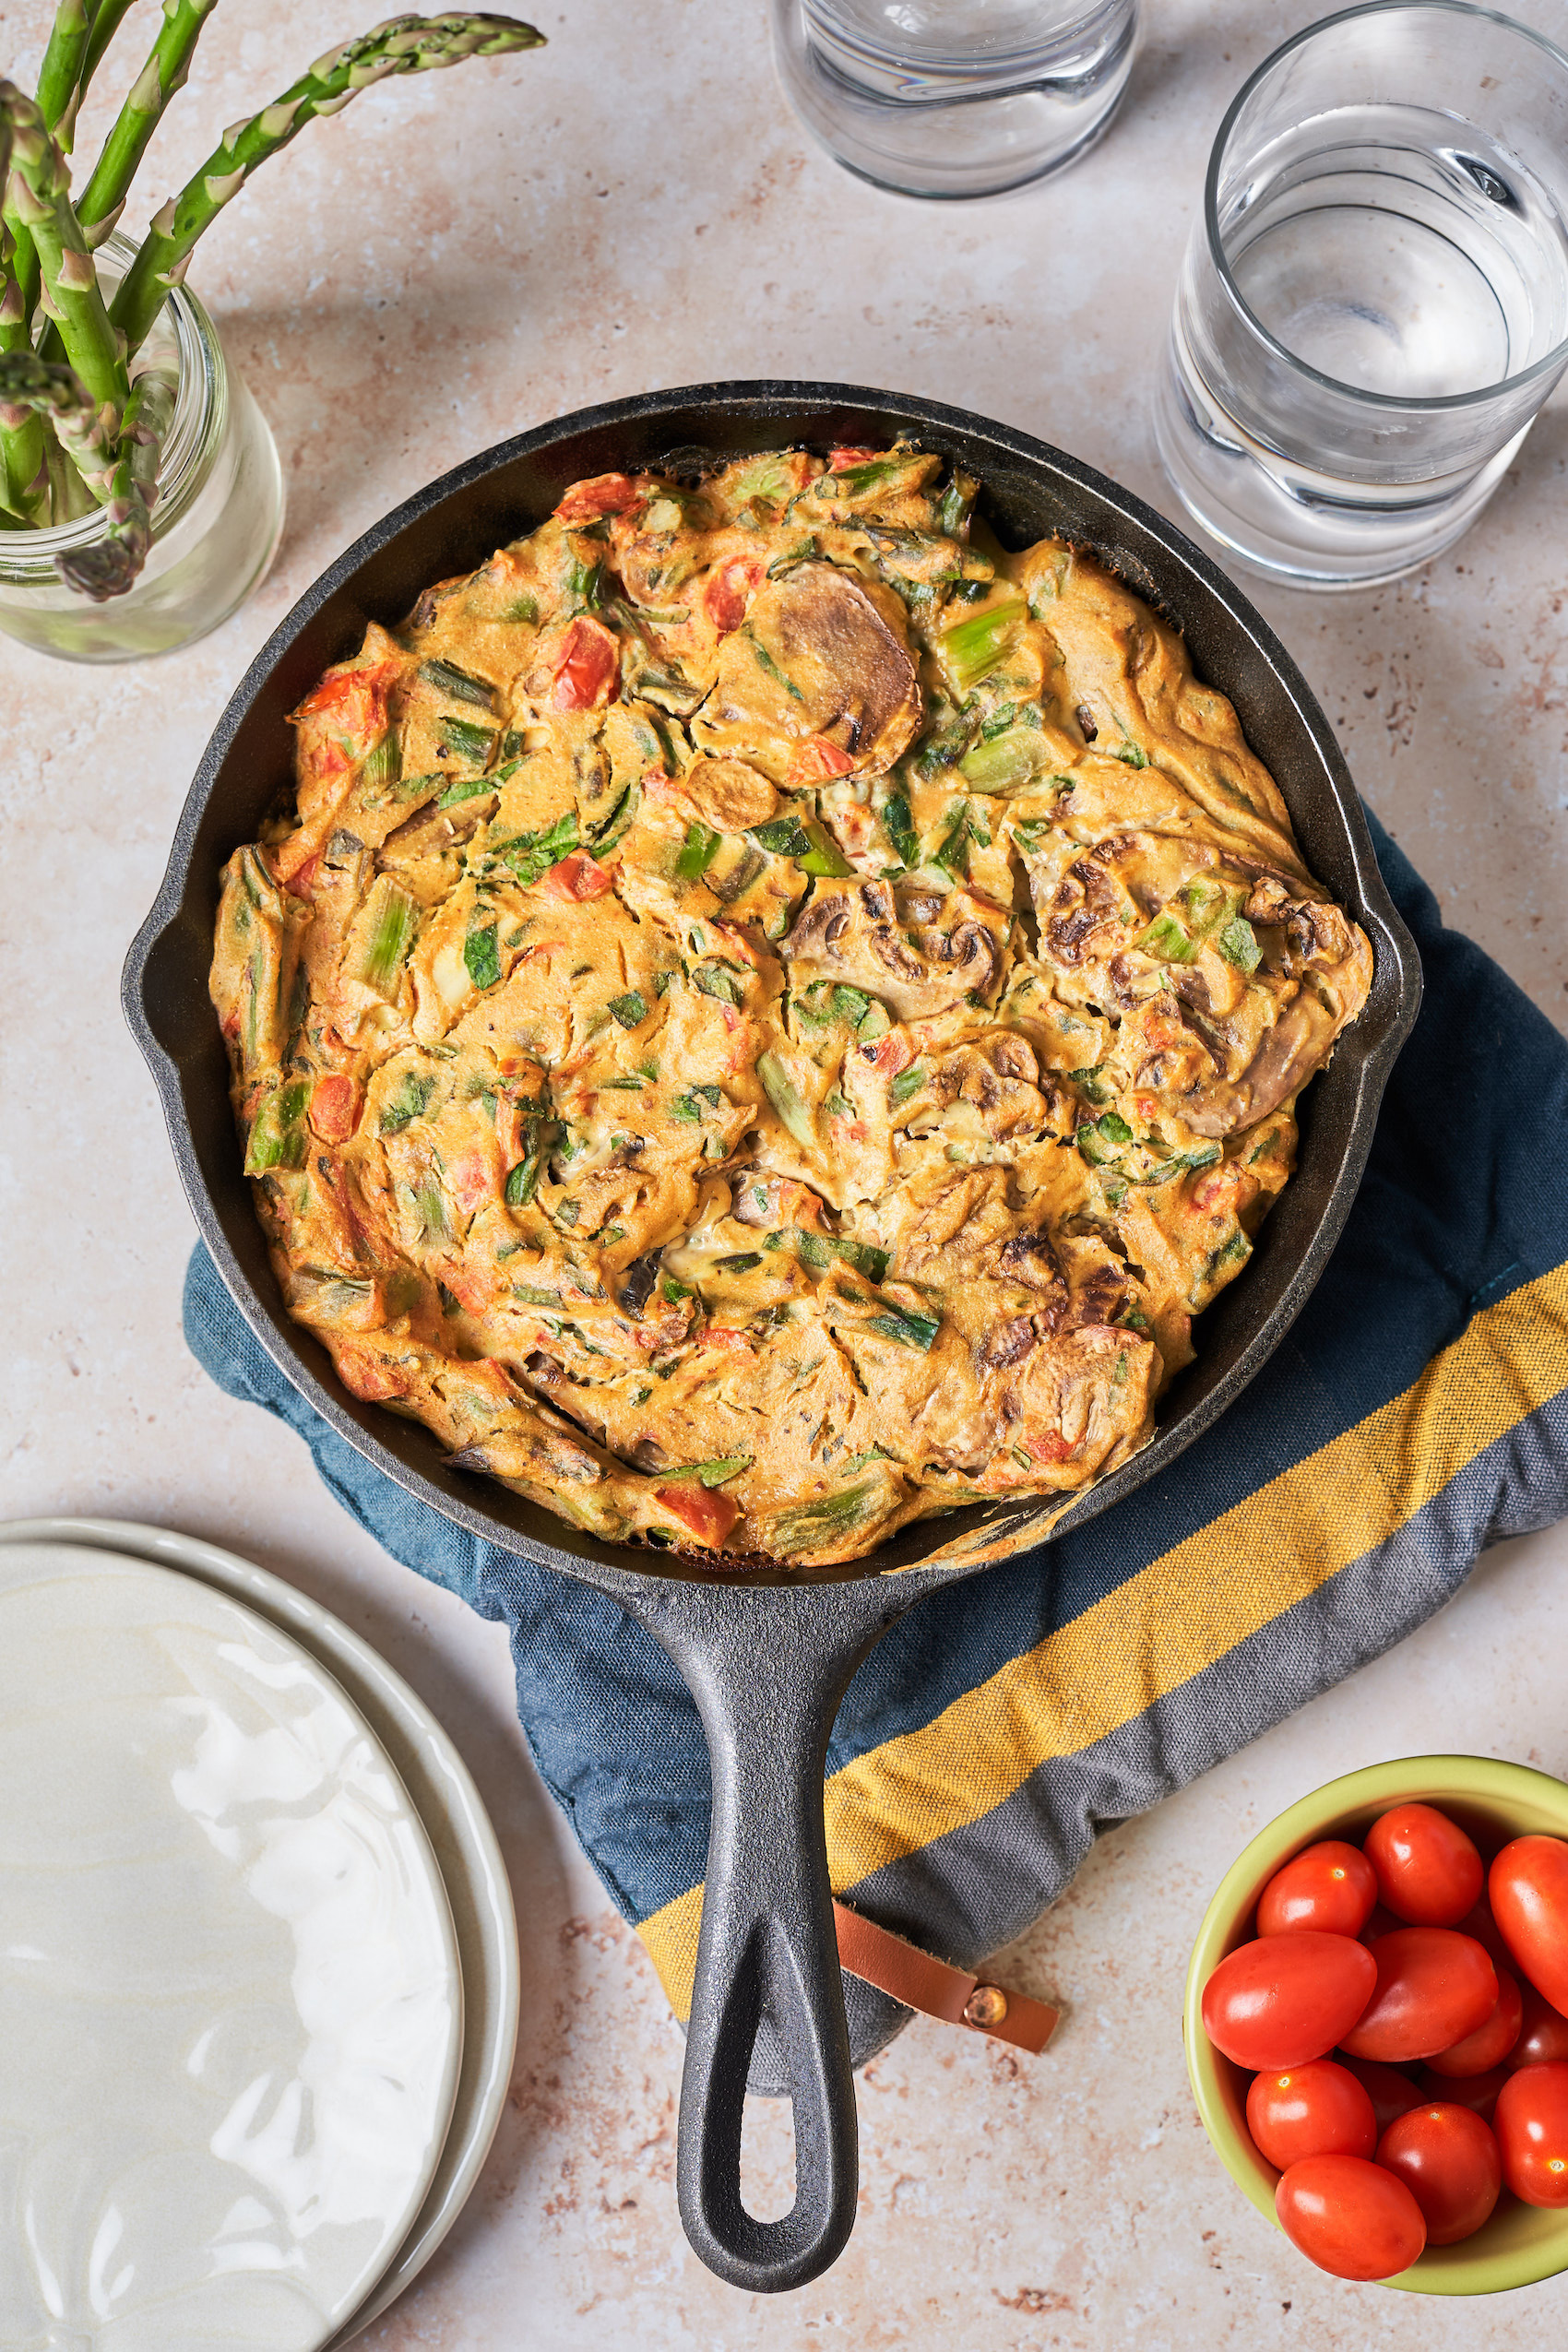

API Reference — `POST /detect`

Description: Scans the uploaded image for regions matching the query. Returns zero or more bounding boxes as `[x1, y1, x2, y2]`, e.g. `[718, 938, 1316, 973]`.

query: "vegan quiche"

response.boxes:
[210, 445, 1372, 1565]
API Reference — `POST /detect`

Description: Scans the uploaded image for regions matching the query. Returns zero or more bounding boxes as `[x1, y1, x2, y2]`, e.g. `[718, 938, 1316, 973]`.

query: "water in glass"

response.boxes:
[1156, 5, 1568, 589]
[773, 0, 1138, 197]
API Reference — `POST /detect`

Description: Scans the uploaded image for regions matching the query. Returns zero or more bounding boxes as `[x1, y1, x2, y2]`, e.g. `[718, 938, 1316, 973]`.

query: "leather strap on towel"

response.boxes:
[834, 1900, 1059, 2054]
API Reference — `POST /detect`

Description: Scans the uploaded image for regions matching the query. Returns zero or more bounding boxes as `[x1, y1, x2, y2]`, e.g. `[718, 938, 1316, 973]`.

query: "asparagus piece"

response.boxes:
[112, 12, 546, 355]
[0, 347, 173, 592]
[0, 85, 48, 521]
[78, 1, 220, 237]
[0, 348, 121, 503]
[54, 364, 175, 598]
[35, 0, 95, 144]
[3, 86, 130, 415]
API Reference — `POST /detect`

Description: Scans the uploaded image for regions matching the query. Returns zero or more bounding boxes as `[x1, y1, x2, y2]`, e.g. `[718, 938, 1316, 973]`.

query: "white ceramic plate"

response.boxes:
[0, 1518, 520, 2348]
[0, 1538, 464, 2352]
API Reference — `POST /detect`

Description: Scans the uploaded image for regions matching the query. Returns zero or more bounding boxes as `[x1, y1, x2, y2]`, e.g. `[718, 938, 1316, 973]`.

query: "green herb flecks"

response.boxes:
[881, 788, 918, 870]
[500, 812, 578, 886]
[889, 1063, 926, 1108]
[464, 921, 502, 991]
[609, 990, 647, 1028]
[660, 1455, 753, 1487]
[380, 1070, 436, 1135]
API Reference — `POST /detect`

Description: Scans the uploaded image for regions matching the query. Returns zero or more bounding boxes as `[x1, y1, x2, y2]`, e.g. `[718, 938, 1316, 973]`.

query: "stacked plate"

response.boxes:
[0, 1518, 519, 2352]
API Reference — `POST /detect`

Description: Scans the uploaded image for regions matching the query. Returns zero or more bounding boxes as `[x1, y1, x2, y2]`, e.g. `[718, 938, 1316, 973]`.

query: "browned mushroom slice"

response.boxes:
[679, 755, 778, 832]
[779, 878, 1011, 1018]
[1165, 905, 1373, 1135]
[694, 564, 921, 778]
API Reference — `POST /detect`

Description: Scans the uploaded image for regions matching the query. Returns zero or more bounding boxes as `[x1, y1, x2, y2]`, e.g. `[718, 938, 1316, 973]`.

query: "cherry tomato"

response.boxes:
[1375, 2101, 1502, 2244]
[1336, 2053, 1426, 2133]
[1365, 1802, 1484, 1927]
[1490, 1835, 1568, 2014]
[1416, 2063, 1510, 2120]
[1258, 1841, 1378, 1938]
[1246, 2061, 1376, 2168]
[1276, 2153, 1426, 2280]
[1512, 1982, 1568, 2071]
[1494, 2061, 1568, 2207]
[1203, 1933, 1376, 2070]
[1427, 1967, 1523, 2076]
[1340, 1930, 1497, 2063]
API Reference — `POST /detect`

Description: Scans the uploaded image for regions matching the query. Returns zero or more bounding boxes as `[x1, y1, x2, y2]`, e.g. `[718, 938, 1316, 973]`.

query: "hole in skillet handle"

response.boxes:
[626, 1573, 918, 2290]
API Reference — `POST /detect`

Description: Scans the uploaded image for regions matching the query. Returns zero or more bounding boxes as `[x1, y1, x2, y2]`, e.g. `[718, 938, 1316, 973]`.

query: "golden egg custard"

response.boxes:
[211, 445, 1372, 1565]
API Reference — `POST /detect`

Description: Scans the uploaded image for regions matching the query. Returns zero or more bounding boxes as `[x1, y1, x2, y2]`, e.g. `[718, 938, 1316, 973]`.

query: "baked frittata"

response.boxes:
[211, 445, 1372, 1565]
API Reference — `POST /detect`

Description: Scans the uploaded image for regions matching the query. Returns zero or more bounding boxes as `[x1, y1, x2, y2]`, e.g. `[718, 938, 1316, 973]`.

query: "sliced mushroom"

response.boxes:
[681, 755, 778, 832]
[694, 563, 921, 778]
[780, 878, 1010, 1019]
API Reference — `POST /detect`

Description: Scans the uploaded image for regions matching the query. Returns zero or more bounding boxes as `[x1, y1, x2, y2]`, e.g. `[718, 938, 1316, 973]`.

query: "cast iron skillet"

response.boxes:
[124, 383, 1420, 2294]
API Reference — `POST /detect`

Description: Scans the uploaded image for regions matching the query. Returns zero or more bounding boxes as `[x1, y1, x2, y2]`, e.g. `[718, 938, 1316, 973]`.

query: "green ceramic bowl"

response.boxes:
[1184, 1755, 1568, 2295]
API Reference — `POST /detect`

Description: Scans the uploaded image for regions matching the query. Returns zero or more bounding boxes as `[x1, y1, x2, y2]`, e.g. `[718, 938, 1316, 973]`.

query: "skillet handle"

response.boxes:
[626, 1574, 913, 2292]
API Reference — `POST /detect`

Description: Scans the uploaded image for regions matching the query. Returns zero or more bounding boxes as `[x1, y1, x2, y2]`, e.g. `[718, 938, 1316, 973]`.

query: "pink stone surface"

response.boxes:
[2, 3, 1565, 2344]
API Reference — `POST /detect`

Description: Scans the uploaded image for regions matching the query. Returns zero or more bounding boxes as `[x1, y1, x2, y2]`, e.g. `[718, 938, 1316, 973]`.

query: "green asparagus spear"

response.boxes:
[0, 86, 47, 519]
[78, 1, 220, 237]
[0, 348, 120, 502]
[54, 363, 174, 598]
[0, 346, 169, 590]
[3, 86, 129, 414]
[112, 13, 545, 356]
[35, 0, 95, 144]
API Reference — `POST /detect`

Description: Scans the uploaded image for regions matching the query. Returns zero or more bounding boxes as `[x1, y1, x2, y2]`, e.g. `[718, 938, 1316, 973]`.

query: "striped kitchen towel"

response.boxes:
[184, 810, 1568, 2067]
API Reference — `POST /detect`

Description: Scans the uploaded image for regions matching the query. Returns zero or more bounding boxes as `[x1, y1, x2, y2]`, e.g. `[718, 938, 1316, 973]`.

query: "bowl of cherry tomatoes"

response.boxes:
[1184, 1755, 1568, 2293]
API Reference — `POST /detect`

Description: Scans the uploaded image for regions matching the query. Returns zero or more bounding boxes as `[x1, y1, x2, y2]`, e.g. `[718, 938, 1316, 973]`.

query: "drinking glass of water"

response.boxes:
[1154, 1, 1568, 589]
[771, 0, 1139, 198]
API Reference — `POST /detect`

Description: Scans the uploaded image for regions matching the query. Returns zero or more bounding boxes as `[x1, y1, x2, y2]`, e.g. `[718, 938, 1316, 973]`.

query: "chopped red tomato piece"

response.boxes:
[554, 472, 643, 522]
[1028, 1431, 1075, 1463]
[291, 659, 401, 742]
[548, 615, 620, 711]
[540, 850, 615, 901]
[309, 1075, 361, 1144]
[864, 1030, 914, 1078]
[438, 1265, 502, 1316]
[449, 1148, 498, 1215]
[829, 446, 878, 470]
[286, 853, 322, 900]
[788, 735, 857, 786]
[654, 1482, 742, 1546]
[1193, 1164, 1242, 1214]
[703, 558, 762, 636]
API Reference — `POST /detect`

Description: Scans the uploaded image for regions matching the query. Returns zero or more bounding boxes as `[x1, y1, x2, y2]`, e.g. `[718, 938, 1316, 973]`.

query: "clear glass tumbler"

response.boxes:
[771, 0, 1139, 198]
[1154, 1, 1568, 589]
[0, 234, 285, 662]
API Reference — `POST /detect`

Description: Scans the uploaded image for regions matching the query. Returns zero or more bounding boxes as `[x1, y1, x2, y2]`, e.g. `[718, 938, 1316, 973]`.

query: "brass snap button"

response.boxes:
[964, 1984, 1008, 2029]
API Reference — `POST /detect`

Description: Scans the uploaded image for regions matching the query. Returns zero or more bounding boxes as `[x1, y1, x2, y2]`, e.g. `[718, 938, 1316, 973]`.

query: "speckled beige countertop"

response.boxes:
[3, 3, 1566, 2346]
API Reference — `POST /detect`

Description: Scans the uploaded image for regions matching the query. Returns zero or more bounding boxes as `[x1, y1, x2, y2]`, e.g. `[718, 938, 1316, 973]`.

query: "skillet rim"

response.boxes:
[122, 378, 1421, 1602]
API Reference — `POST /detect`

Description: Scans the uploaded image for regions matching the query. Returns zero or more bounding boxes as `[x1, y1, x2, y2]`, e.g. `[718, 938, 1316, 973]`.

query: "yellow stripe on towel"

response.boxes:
[638, 1261, 1568, 2020]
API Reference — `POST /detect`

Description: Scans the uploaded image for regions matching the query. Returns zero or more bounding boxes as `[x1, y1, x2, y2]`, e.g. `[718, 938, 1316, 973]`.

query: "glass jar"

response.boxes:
[0, 234, 284, 662]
